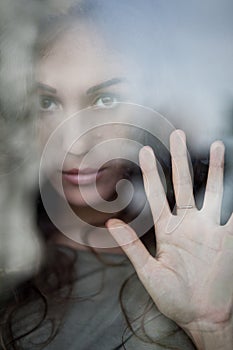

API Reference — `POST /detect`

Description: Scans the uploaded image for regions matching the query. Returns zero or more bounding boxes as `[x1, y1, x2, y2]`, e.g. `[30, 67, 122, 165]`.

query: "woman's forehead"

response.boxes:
[37, 26, 136, 87]
[41, 23, 108, 57]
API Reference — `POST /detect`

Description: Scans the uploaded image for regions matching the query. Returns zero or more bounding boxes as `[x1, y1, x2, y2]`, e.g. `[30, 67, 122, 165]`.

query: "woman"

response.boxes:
[1, 1, 232, 349]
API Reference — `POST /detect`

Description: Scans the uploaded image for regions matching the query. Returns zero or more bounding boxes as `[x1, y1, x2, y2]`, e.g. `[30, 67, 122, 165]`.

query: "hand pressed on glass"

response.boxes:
[107, 129, 233, 350]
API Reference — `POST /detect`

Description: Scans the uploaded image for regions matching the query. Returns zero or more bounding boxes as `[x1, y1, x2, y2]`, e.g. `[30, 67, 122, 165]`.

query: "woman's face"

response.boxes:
[36, 25, 142, 207]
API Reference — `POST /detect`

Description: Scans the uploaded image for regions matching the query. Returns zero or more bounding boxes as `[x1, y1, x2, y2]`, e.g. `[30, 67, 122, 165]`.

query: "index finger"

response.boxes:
[139, 146, 171, 226]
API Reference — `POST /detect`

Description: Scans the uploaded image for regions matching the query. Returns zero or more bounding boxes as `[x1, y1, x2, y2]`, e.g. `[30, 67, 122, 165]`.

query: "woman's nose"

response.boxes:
[61, 118, 102, 157]
[68, 135, 93, 157]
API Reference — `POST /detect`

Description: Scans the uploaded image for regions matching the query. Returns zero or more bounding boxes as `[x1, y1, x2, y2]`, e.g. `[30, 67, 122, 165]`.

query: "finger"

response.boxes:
[202, 141, 224, 222]
[106, 218, 153, 272]
[107, 219, 164, 304]
[170, 130, 196, 212]
[139, 146, 171, 226]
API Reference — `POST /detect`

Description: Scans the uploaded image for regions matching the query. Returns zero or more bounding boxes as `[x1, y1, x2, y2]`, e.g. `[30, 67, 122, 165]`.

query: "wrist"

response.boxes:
[182, 321, 233, 350]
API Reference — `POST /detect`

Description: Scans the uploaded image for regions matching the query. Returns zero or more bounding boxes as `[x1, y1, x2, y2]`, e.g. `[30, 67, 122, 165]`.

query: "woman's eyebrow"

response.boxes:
[37, 83, 57, 94]
[86, 77, 127, 95]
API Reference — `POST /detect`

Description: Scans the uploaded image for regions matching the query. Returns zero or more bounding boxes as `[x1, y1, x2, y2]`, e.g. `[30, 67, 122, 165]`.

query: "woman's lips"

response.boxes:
[62, 168, 106, 185]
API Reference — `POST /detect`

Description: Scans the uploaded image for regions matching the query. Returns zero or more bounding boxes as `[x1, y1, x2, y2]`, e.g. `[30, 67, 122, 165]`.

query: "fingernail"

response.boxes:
[139, 146, 155, 169]
[172, 129, 185, 140]
[141, 146, 154, 157]
[210, 141, 225, 167]
[106, 219, 124, 228]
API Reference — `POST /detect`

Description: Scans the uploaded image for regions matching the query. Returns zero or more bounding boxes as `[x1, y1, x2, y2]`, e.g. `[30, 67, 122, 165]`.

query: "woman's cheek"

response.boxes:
[37, 117, 63, 157]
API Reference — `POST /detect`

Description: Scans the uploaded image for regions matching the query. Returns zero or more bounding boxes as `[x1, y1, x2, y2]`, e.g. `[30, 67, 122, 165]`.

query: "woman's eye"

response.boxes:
[94, 94, 119, 109]
[39, 96, 61, 112]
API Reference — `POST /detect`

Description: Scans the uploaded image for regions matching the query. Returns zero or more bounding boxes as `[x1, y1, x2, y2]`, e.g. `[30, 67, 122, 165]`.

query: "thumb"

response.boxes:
[106, 218, 154, 276]
[106, 219, 169, 313]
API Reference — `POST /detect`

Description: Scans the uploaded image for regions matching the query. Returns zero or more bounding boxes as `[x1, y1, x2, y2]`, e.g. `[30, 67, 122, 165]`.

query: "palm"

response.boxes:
[107, 130, 233, 330]
[146, 218, 232, 326]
